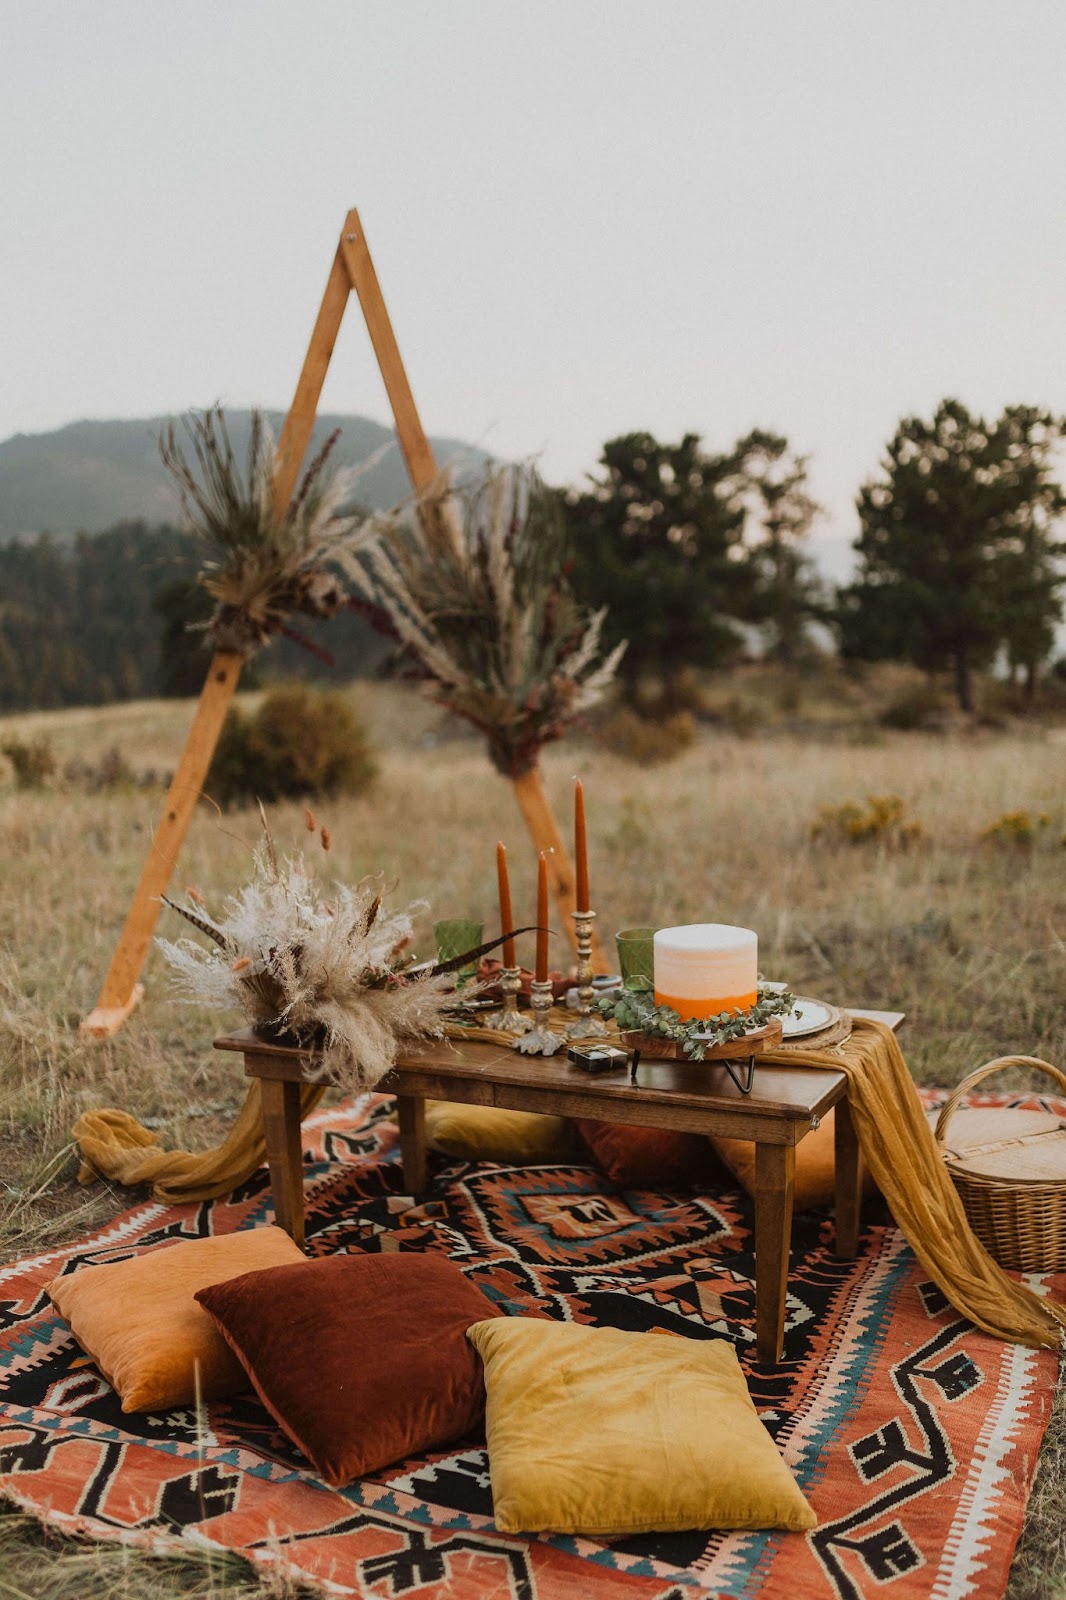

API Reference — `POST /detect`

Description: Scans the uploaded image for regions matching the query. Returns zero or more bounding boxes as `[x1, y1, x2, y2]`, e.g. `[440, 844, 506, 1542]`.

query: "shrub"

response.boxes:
[979, 810, 1051, 850]
[596, 707, 697, 765]
[208, 684, 377, 809]
[810, 794, 925, 848]
[63, 744, 138, 791]
[1, 736, 56, 790]
[878, 683, 945, 731]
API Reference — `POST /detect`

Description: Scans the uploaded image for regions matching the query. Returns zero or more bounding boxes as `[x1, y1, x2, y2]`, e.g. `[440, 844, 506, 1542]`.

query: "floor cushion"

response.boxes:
[576, 1119, 712, 1188]
[47, 1226, 303, 1413]
[196, 1251, 500, 1486]
[467, 1318, 817, 1536]
[425, 1101, 577, 1163]
[710, 1107, 878, 1212]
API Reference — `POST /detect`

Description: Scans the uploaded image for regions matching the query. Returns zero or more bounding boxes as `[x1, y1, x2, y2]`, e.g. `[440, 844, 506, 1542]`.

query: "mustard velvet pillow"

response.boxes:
[467, 1318, 816, 1536]
[47, 1226, 304, 1413]
[710, 1108, 878, 1212]
[424, 1102, 577, 1164]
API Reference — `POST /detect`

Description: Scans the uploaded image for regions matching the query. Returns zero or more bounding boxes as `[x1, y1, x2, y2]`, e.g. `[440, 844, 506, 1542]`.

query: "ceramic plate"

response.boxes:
[780, 997, 835, 1038]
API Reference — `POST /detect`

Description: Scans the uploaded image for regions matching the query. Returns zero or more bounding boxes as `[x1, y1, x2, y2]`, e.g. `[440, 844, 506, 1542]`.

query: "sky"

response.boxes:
[4, 0, 1066, 576]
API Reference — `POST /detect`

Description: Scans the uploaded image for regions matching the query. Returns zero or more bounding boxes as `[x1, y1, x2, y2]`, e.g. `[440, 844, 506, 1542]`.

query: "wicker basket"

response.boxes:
[934, 1056, 1066, 1273]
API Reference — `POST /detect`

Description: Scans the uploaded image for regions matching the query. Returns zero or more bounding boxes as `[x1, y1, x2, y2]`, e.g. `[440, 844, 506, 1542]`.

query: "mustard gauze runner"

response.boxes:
[73, 1082, 327, 1205]
[765, 1017, 1066, 1351]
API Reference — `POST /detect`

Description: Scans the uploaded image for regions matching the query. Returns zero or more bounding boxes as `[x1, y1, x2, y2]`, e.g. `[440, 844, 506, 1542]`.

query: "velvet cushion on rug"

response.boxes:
[1, 1087, 1062, 1600]
[46, 1225, 304, 1412]
[425, 1102, 577, 1163]
[711, 1108, 881, 1212]
[468, 1317, 816, 1535]
[197, 1252, 500, 1485]
[576, 1119, 713, 1189]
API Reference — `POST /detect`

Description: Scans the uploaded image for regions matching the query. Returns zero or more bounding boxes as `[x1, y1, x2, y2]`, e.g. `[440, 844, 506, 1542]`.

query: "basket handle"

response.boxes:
[934, 1056, 1066, 1148]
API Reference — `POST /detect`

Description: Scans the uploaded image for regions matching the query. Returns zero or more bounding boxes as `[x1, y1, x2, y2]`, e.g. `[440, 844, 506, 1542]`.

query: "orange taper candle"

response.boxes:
[574, 778, 590, 912]
[497, 842, 516, 968]
[535, 852, 549, 982]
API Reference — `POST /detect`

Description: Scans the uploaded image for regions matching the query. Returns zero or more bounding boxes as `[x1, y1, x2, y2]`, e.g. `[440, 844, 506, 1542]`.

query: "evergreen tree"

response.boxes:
[566, 431, 757, 707]
[731, 429, 825, 665]
[0, 519, 390, 712]
[837, 400, 1066, 710]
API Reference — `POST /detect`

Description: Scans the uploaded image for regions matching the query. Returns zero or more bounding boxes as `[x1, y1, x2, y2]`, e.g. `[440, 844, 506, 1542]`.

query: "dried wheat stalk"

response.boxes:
[157, 837, 454, 1093]
[340, 463, 625, 776]
[160, 406, 378, 656]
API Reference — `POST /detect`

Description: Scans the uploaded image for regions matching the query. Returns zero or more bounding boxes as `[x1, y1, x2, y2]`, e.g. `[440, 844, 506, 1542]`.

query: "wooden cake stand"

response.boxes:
[619, 1016, 784, 1096]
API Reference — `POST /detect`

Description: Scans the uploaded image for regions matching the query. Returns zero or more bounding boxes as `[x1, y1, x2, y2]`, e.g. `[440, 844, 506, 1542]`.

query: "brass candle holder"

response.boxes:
[566, 908, 608, 1039]
[488, 965, 532, 1035]
[513, 978, 564, 1055]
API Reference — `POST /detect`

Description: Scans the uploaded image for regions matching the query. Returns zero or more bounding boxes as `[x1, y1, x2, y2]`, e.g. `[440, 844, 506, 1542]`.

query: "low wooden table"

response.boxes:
[215, 1008, 903, 1364]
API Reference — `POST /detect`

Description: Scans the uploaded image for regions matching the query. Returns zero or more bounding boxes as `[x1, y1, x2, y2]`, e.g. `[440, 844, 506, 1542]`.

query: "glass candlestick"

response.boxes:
[488, 965, 532, 1034]
[513, 978, 564, 1055]
[567, 908, 608, 1039]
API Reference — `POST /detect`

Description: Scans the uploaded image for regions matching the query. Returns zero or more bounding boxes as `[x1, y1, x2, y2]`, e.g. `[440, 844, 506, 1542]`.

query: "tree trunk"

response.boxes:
[1023, 661, 1038, 708]
[953, 650, 974, 713]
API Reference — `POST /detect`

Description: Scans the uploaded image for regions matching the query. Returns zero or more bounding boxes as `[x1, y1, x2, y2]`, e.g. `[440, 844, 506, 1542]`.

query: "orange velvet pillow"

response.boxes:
[195, 1252, 500, 1486]
[47, 1226, 304, 1413]
[576, 1120, 712, 1189]
[710, 1108, 879, 1212]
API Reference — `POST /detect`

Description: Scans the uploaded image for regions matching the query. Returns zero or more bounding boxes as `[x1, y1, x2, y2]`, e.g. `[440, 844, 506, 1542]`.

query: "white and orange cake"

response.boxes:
[652, 924, 758, 1023]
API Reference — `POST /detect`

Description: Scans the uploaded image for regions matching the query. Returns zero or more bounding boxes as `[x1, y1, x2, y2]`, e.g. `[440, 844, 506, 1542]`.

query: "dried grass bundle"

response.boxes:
[341, 463, 625, 776]
[157, 834, 454, 1093]
[160, 406, 377, 656]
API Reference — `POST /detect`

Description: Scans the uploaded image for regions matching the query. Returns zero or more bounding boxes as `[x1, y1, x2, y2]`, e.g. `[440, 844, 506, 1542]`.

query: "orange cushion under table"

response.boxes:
[710, 1107, 878, 1212]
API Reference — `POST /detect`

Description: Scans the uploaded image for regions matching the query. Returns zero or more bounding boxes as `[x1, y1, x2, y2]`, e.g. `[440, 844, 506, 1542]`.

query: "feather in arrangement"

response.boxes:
[340, 463, 626, 776]
[157, 825, 458, 1094]
[159, 406, 379, 657]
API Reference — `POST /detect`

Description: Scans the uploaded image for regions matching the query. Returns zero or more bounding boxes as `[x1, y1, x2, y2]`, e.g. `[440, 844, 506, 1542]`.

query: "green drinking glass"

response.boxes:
[615, 926, 656, 988]
[433, 919, 484, 986]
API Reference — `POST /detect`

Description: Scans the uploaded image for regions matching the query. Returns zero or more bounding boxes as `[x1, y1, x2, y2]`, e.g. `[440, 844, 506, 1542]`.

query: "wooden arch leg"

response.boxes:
[80, 652, 243, 1037]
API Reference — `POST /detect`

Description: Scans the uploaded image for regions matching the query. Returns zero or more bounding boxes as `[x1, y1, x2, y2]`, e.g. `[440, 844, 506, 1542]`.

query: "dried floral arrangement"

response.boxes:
[157, 814, 482, 1093]
[160, 406, 375, 657]
[597, 980, 795, 1061]
[341, 463, 626, 776]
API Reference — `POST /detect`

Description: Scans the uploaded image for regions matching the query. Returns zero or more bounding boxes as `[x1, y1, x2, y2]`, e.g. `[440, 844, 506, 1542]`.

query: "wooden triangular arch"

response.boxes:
[81, 208, 590, 1039]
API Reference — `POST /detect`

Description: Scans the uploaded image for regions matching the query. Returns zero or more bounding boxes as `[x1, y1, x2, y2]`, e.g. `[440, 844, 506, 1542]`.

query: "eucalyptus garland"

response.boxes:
[596, 980, 795, 1061]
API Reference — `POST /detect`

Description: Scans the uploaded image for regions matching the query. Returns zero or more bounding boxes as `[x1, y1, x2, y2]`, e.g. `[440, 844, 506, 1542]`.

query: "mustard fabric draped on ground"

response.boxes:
[73, 1082, 327, 1205]
[74, 1016, 1065, 1348]
[765, 1017, 1066, 1351]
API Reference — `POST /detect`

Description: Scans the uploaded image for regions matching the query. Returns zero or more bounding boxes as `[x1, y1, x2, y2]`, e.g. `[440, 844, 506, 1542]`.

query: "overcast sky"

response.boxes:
[4, 1, 1066, 574]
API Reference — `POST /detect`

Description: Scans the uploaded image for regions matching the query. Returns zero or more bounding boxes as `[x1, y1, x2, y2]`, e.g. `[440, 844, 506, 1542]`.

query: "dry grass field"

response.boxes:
[1, 675, 1064, 1598]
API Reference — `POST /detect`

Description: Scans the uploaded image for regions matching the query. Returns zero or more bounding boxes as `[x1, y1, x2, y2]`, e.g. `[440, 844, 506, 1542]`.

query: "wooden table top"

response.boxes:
[216, 1007, 903, 1126]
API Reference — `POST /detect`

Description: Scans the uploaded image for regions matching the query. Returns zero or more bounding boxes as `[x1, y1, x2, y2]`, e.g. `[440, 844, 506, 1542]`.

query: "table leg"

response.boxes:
[754, 1141, 795, 1363]
[260, 1078, 305, 1249]
[833, 1095, 863, 1260]
[397, 1094, 428, 1193]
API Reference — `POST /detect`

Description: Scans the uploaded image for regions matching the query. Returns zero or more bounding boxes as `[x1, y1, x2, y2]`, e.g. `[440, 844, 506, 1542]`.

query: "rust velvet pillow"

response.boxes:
[46, 1226, 305, 1413]
[195, 1252, 500, 1486]
[576, 1120, 713, 1190]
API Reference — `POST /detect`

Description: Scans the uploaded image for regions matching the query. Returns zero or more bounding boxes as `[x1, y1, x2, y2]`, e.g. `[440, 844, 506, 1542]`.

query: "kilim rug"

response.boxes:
[1, 1089, 1062, 1600]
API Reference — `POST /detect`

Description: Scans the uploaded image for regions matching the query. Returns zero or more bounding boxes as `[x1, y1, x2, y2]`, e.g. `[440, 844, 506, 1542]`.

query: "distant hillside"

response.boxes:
[0, 412, 489, 540]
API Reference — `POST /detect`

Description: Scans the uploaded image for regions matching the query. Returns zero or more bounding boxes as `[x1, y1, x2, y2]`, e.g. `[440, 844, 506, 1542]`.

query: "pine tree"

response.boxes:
[837, 400, 1066, 711]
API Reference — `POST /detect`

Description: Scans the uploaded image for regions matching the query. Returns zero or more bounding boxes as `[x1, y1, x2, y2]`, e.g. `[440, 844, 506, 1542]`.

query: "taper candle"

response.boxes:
[497, 842, 516, 968]
[535, 852, 549, 982]
[574, 779, 590, 912]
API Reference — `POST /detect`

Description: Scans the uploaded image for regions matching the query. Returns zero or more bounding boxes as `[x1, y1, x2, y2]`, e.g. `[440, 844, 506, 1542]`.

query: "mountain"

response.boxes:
[0, 412, 488, 540]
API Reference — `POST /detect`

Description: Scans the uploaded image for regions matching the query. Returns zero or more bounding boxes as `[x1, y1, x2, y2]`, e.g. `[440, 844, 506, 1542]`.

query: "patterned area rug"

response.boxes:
[1, 1090, 1062, 1600]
